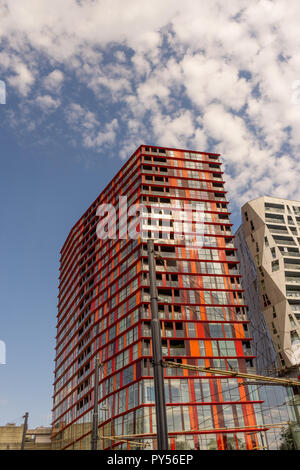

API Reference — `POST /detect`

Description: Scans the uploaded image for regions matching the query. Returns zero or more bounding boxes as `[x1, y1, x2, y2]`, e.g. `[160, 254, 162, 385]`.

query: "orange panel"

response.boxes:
[190, 340, 200, 356]
[205, 340, 213, 357]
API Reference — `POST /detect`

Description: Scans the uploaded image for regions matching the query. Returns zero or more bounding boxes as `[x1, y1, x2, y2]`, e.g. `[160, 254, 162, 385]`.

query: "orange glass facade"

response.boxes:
[52, 146, 266, 450]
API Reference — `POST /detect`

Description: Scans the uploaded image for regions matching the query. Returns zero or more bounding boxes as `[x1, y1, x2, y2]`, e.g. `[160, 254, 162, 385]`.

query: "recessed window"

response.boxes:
[272, 260, 279, 272]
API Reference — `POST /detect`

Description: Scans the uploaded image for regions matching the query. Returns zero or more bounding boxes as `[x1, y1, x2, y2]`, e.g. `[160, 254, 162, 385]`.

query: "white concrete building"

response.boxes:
[236, 196, 300, 376]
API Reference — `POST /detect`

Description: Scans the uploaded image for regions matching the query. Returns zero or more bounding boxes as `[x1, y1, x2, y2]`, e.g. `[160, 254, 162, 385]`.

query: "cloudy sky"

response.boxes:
[1, 0, 300, 427]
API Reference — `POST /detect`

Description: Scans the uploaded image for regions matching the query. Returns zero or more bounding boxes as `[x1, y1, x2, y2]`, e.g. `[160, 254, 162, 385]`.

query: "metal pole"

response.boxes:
[290, 386, 300, 449]
[111, 420, 113, 451]
[108, 398, 113, 450]
[110, 403, 113, 450]
[292, 386, 300, 424]
[91, 357, 100, 450]
[21, 412, 29, 450]
[147, 239, 168, 450]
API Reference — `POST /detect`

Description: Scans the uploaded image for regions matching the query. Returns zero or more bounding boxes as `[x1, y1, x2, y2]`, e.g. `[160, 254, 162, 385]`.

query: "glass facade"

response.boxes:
[52, 146, 265, 450]
[235, 225, 295, 449]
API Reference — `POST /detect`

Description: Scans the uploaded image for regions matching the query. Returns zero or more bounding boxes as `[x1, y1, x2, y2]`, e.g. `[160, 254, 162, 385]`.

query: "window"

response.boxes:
[291, 330, 300, 344]
[289, 314, 296, 328]
[272, 260, 279, 271]
[258, 266, 264, 277]
[123, 365, 134, 385]
[209, 324, 224, 338]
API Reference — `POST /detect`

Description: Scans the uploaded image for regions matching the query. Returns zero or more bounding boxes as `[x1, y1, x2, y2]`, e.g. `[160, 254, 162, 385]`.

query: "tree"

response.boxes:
[279, 425, 296, 450]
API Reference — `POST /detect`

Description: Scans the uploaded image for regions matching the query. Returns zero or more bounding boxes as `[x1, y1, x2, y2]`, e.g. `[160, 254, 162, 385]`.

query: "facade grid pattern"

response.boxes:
[52, 146, 265, 450]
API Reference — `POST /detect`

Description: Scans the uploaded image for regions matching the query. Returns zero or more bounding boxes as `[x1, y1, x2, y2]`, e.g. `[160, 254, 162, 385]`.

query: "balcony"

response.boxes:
[285, 265, 300, 272]
[226, 255, 239, 262]
[284, 259, 300, 270]
[265, 216, 285, 224]
[228, 267, 239, 276]
[285, 277, 300, 284]
[233, 297, 245, 305]
[242, 347, 254, 357]
[285, 277, 300, 285]
[211, 175, 223, 181]
[286, 291, 300, 298]
[264, 205, 285, 214]
[232, 282, 243, 290]
[289, 303, 300, 312]
[280, 249, 300, 257]
[208, 227, 232, 236]
[267, 226, 289, 235]
[225, 241, 235, 249]
[169, 348, 186, 356]
[286, 281, 300, 297]
[273, 237, 296, 246]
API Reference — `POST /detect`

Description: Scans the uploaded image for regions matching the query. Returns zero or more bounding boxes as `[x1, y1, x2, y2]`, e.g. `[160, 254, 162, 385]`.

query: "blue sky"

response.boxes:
[0, 124, 128, 426]
[0, 0, 300, 428]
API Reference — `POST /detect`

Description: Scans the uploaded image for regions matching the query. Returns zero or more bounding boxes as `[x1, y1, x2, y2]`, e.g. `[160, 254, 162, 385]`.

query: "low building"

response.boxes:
[0, 423, 52, 450]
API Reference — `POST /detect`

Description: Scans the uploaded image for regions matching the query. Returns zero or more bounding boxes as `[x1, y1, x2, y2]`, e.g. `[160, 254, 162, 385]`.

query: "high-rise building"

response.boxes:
[52, 146, 265, 450]
[237, 196, 300, 375]
[235, 225, 279, 376]
[235, 225, 295, 449]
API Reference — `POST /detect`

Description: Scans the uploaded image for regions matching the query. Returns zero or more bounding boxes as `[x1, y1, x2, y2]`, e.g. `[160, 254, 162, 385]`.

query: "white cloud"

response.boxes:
[65, 103, 118, 150]
[181, 54, 251, 111]
[35, 94, 60, 110]
[66, 103, 98, 129]
[115, 50, 126, 63]
[43, 70, 64, 92]
[83, 118, 119, 148]
[1, 0, 300, 211]
[151, 110, 195, 148]
[7, 61, 35, 96]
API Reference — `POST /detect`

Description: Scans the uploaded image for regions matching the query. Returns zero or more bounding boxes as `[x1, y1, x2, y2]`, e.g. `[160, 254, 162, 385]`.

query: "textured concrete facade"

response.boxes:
[237, 196, 300, 375]
[0, 424, 52, 450]
[235, 225, 278, 375]
[235, 224, 296, 449]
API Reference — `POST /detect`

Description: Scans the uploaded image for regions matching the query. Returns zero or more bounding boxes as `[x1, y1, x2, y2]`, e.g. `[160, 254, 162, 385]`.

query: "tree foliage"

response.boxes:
[279, 425, 296, 450]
